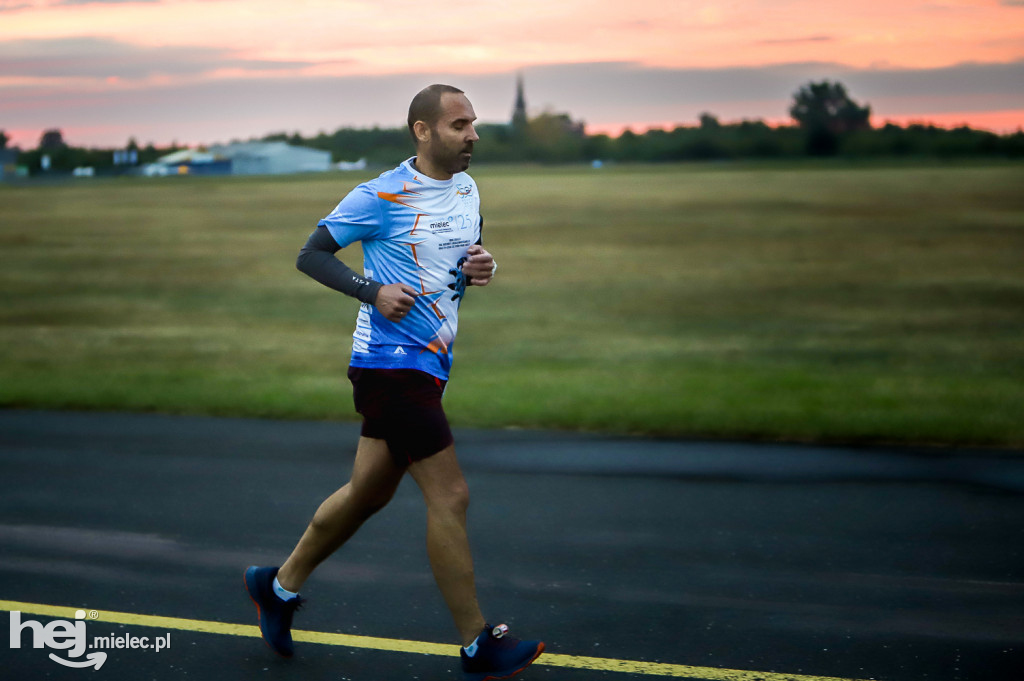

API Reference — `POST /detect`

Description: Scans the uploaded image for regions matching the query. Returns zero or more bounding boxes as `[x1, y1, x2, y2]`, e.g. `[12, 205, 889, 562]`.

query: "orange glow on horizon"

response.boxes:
[586, 109, 1024, 138]
[876, 110, 1024, 134]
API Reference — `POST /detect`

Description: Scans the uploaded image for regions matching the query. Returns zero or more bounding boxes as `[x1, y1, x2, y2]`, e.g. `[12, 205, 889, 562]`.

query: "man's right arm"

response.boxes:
[295, 225, 382, 305]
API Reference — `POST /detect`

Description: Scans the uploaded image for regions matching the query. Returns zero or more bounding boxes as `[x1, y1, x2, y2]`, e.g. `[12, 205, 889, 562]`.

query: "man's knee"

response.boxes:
[409, 445, 471, 517]
[429, 478, 470, 517]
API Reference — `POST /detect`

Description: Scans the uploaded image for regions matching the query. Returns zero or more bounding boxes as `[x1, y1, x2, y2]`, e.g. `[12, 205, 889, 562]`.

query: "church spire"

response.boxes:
[511, 73, 528, 132]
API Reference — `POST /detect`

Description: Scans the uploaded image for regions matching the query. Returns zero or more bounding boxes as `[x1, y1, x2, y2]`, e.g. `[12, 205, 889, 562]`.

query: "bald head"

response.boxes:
[407, 84, 464, 143]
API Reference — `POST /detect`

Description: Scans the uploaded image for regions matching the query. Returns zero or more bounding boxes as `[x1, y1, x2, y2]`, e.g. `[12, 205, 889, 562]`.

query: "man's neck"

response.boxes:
[411, 156, 453, 181]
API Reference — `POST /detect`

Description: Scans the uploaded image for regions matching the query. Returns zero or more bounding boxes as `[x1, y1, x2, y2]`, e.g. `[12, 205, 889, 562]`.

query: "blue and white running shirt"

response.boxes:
[318, 158, 482, 380]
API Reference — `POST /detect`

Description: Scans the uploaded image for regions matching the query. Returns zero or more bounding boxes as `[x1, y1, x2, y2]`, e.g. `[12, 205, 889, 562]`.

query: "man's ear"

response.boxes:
[413, 120, 432, 145]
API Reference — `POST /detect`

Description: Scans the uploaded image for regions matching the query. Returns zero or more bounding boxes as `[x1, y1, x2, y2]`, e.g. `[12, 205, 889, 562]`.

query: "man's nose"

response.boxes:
[466, 124, 479, 142]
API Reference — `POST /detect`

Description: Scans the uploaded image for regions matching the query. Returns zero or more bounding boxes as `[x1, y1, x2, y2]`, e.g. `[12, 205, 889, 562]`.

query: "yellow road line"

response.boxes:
[1, 599, 877, 681]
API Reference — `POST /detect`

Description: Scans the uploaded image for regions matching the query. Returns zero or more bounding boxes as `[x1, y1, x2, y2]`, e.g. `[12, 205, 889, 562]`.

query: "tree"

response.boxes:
[0, 129, 8, 149]
[39, 128, 66, 150]
[789, 81, 871, 155]
[790, 81, 871, 133]
[698, 112, 721, 130]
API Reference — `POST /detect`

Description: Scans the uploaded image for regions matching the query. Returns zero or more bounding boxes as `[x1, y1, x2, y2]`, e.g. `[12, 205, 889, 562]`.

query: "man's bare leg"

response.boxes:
[277, 437, 404, 592]
[407, 444, 487, 646]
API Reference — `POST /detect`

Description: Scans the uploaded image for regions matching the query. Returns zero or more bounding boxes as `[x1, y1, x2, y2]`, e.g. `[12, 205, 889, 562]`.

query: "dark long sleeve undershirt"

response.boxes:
[295, 226, 382, 305]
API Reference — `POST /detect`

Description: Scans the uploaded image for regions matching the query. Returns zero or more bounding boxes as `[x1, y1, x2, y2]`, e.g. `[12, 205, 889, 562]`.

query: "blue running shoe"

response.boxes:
[244, 566, 303, 658]
[461, 623, 544, 681]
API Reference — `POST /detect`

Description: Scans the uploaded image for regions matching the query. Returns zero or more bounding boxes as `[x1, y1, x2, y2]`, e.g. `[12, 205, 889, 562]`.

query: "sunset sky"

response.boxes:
[1, 0, 1022, 148]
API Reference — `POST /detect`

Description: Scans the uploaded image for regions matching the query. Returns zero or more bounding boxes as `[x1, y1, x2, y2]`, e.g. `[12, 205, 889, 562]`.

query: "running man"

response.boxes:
[244, 84, 544, 680]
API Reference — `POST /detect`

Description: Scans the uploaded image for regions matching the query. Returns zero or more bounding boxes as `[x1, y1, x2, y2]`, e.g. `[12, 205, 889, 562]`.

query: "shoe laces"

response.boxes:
[279, 595, 304, 627]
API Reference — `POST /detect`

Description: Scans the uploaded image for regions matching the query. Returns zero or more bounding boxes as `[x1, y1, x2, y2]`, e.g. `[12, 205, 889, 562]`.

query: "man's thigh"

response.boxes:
[349, 436, 406, 499]
[407, 443, 468, 506]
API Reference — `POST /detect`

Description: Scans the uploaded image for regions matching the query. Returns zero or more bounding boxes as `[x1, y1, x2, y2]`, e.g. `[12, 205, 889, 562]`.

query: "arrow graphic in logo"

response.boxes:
[49, 652, 107, 670]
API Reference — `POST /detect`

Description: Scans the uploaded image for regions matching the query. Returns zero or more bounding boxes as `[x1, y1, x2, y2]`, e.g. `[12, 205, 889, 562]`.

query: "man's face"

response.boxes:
[423, 92, 479, 176]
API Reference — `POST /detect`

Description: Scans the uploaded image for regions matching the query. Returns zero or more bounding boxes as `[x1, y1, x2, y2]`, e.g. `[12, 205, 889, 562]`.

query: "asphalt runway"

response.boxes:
[2, 409, 1023, 681]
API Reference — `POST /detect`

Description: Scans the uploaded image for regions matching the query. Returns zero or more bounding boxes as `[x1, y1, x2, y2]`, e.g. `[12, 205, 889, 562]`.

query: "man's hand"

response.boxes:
[374, 283, 417, 322]
[462, 244, 495, 286]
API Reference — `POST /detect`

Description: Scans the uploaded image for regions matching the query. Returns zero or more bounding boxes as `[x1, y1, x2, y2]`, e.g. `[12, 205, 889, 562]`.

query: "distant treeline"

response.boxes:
[8, 119, 1024, 176]
[4, 80, 1023, 174]
[234, 82, 1024, 164]
[264, 115, 1024, 165]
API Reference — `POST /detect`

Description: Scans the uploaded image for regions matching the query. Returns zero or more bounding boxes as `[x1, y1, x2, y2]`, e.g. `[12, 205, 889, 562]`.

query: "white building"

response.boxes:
[144, 148, 228, 176]
[208, 142, 331, 175]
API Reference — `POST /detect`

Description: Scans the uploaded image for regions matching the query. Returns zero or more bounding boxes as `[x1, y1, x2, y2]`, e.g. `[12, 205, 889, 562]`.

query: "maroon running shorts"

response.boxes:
[347, 366, 454, 466]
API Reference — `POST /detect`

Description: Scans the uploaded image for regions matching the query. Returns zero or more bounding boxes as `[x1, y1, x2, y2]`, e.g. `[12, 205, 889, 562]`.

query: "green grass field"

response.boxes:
[2, 161, 1023, 447]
